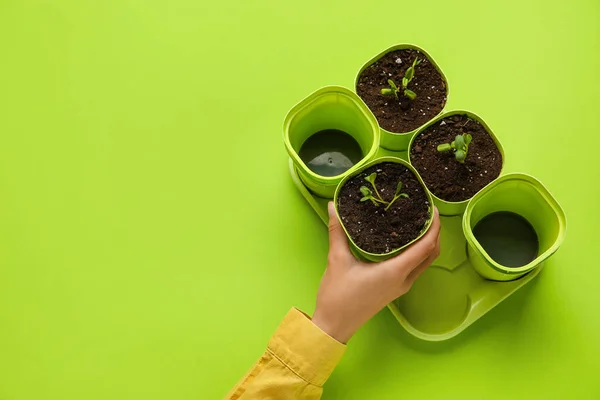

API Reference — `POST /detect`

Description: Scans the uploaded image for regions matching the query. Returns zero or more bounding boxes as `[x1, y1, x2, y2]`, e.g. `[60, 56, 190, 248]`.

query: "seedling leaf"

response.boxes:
[455, 149, 466, 163]
[405, 67, 414, 82]
[454, 135, 465, 150]
[465, 134, 472, 146]
[380, 79, 401, 100]
[437, 143, 452, 152]
[395, 181, 403, 196]
[404, 89, 416, 100]
[365, 173, 377, 185]
[360, 186, 371, 197]
[402, 77, 408, 88]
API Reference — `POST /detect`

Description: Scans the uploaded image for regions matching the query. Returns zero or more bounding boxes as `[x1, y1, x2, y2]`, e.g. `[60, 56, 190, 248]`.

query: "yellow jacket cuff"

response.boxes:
[267, 308, 346, 387]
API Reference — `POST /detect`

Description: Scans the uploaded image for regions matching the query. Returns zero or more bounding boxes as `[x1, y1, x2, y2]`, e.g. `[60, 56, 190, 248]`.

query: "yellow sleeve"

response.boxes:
[225, 308, 346, 399]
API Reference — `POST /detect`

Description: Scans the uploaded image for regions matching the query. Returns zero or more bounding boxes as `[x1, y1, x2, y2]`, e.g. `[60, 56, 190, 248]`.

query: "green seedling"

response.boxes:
[359, 172, 409, 211]
[364, 173, 383, 200]
[381, 79, 400, 100]
[381, 58, 421, 101]
[385, 181, 410, 211]
[359, 186, 385, 206]
[437, 133, 473, 163]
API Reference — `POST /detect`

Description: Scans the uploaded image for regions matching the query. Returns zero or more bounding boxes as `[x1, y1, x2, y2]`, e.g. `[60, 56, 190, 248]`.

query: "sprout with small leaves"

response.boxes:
[359, 172, 409, 211]
[384, 181, 410, 211]
[364, 172, 384, 200]
[381, 57, 422, 101]
[380, 79, 399, 100]
[437, 133, 473, 163]
[360, 185, 386, 206]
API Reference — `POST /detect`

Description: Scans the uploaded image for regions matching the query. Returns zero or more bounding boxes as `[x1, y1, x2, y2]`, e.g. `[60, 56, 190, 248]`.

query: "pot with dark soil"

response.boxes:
[355, 44, 449, 152]
[409, 110, 504, 216]
[334, 157, 434, 262]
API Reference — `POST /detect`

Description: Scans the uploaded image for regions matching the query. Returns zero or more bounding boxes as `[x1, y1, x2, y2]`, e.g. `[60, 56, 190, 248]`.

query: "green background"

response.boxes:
[0, 0, 599, 398]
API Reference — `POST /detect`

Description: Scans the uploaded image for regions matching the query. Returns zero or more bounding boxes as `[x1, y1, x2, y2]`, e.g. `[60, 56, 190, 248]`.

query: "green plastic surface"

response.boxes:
[355, 44, 449, 152]
[333, 156, 434, 262]
[1, 1, 599, 399]
[408, 109, 505, 216]
[284, 86, 380, 198]
[464, 173, 566, 281]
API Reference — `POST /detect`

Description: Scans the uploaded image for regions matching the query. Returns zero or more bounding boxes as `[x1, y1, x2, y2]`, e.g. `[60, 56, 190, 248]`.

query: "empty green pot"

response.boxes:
[283, 86, 380, 198]
[334, 156, 434, 262]
[463, 173, 567, 281]
[355, 44, 449, 152]
[408, 110, 505, 216]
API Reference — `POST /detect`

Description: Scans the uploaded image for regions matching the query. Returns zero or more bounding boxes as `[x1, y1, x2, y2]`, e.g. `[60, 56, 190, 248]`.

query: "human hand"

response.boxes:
[312, 202, 441, 343]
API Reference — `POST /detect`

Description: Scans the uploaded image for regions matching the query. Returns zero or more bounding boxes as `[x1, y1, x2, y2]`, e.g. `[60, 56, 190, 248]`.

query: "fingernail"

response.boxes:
[328, 201, 335, 217]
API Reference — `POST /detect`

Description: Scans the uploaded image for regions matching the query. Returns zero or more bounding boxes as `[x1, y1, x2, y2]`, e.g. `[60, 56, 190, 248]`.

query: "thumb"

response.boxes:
[328, 202, 350, 253]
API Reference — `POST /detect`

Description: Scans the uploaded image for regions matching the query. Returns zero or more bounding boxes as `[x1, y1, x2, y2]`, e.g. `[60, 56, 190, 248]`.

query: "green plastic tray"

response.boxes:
[288, 148, 542, 341]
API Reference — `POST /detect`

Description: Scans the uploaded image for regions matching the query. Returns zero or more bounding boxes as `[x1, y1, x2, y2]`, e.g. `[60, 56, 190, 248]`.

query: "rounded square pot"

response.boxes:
[462, 173, 567, 281]
[283, 86, 380, 198]
[334, 156, 434, 262]
[408, 110, 505, 216]
[355, 44, 449, 152]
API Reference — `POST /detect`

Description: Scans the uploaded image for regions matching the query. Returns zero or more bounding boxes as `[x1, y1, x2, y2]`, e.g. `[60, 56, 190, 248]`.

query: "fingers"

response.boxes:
[381, 207, 441, 277]
[405, 231, 441, 285]
[327, 201, 351, 258]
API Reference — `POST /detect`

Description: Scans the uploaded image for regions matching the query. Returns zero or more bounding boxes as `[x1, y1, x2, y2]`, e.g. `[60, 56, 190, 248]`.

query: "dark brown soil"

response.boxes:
[337, 162, 431, 254]
[356, 49, 447, 133]
[410, 114, 502, 202]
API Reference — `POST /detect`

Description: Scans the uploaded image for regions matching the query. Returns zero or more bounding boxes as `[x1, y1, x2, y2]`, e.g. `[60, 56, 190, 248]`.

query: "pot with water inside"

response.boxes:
[284, 86, 380, 198]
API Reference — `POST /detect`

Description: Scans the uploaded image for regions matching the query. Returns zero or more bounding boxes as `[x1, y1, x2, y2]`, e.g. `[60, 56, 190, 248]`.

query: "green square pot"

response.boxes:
[408, 110, 505, 216]
[463, 173, 567, 281]
[355, 44, 449, 152]
[333, 156, 434, 262]
[283, 86, 380, 198]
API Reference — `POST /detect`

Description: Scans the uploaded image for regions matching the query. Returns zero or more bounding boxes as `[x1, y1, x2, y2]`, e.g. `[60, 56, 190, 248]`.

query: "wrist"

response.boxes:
[312, 311, 353, 344]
